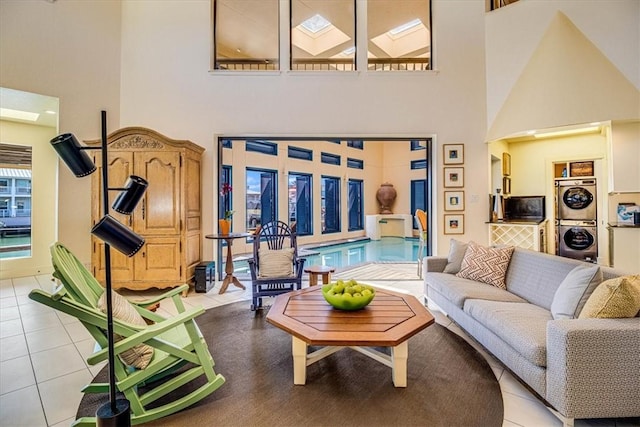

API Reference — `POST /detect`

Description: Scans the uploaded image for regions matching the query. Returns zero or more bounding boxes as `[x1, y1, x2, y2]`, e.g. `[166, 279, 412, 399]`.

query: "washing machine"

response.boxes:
[557, 220, 598, 263]
[556, 179, 597, 221]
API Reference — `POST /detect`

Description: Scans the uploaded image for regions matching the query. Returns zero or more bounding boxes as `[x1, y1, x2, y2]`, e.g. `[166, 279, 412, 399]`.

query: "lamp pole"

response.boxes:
[95, 110, 131, 427]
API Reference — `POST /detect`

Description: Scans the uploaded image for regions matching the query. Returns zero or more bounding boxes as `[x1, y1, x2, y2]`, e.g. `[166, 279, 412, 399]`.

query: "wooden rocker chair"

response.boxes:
[247, 221, 306, 310]
[28, 242, 225, 426]
[415, 209, 427, 279]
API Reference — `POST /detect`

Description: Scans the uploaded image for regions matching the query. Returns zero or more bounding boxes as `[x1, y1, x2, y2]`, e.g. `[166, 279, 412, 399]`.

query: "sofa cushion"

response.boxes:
[505, 248, 586, 310]
[550, 264, 602, 319]
[464, 299, 551, 367]
[443, 239, 468, 274]
[426, 272, 527, 309]
[578, 275, 640, 319]
[456, 242, 514, 289]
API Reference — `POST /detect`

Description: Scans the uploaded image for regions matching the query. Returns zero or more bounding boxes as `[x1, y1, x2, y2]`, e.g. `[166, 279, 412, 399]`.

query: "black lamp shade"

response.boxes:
[112, 175, 148, 215]
[50, 133, 97, 177]
[92, 215, 145, 257]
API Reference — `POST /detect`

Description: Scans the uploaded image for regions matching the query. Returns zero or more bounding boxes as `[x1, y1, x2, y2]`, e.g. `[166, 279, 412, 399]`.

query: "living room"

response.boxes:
[0, 0, 638, 426]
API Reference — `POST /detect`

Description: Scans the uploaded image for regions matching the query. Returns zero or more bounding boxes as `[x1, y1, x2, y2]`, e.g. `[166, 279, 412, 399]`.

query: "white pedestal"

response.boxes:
[365, 214, 413, 240]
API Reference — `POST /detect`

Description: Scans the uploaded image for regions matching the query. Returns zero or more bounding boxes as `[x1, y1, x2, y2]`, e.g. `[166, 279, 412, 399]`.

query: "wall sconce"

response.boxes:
[50, 111, 144, 427]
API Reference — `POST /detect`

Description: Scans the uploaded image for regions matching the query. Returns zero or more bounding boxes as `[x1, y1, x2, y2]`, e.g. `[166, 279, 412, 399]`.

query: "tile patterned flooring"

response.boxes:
[0, 272, 636, 427]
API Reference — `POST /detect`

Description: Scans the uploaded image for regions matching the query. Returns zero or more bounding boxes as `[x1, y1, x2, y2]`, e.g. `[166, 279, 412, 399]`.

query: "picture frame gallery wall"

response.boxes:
[443, 144, 465, 235]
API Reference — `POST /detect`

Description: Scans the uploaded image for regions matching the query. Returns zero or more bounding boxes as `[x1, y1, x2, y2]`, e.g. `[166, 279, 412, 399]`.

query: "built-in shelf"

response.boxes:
[553, 160, 594, 179]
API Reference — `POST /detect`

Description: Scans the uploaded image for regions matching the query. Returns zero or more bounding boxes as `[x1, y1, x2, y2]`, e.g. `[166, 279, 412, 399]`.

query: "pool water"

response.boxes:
[234, 237, 419, 273]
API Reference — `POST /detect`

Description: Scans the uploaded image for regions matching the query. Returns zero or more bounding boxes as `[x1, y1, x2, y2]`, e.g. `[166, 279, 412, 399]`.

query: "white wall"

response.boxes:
[117, 0, 488, 259]
[0, 0, 122, 262]
[2, 0, 637, 267]
[485, 0, 640, 132]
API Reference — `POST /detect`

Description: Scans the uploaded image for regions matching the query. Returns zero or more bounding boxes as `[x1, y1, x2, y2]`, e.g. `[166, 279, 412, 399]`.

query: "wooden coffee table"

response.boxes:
[266, 286, 434, 387]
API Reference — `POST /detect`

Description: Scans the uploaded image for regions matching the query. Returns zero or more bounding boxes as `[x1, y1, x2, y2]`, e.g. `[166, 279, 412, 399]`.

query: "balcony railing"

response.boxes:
[216, 57, 430, 72]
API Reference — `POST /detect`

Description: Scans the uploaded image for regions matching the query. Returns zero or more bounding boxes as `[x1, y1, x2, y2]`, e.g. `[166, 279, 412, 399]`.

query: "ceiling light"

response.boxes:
[45, 110, 56, 115]
[389, 19, 422, 36]
[533, 126, 600, 139]
[589, 122, 601, 126]
[0, 108, 40, 122]
[300, 14, 331, 34]
[342, 47, 356, 55]
[526, 130, 536, 135]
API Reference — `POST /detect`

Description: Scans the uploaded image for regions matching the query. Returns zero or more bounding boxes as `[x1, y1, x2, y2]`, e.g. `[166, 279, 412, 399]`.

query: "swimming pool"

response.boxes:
[234, 237, 419, 273]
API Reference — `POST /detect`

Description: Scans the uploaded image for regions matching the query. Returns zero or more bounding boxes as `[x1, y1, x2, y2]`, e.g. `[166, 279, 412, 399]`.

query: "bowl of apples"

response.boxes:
[321, 279, 376, 311]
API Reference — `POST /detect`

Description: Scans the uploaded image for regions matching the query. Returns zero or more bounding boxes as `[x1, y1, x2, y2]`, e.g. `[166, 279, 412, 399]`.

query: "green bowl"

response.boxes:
[321, 282, 376, 311]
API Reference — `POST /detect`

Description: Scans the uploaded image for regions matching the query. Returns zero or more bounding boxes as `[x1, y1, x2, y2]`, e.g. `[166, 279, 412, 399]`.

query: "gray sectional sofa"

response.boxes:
[423, 246, 640, 426]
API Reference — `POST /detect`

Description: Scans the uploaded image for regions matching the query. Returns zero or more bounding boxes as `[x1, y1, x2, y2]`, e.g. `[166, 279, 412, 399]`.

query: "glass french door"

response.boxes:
[348, 179, 363, 231]
[289, 173, 312, 235]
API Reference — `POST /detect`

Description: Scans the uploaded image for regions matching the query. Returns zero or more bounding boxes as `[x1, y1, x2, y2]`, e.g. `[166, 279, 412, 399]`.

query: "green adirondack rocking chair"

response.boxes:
[28, 242, 225, 426]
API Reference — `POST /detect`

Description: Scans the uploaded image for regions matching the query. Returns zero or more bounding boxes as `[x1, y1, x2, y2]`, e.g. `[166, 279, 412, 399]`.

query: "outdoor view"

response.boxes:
[0, 143, 32, 259]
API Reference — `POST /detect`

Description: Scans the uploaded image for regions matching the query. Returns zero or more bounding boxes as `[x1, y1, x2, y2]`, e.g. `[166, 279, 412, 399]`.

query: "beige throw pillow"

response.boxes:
[456, 242, 515, 290]
[443, 239, 468, 274]
[578, 275, 640, 319]
[97, 291, 154, 369]
[258, 248, 295, 278]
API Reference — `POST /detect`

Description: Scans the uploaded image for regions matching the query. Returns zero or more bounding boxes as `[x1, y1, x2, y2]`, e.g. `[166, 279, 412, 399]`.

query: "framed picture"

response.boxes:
[502, 152, 511, 176]
[443, 144, 464, 165]
[444, 214, 464, 235]
[444, 191, 465, 211]
[502, 177, 511, 195]
[444, 167, 464, 188]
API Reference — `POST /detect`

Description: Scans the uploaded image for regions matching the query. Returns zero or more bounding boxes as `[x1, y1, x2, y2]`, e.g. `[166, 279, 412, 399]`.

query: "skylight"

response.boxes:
[300, 14, 332, 34]
[0, 108, 39, 122]
[389, 18, 422, 36]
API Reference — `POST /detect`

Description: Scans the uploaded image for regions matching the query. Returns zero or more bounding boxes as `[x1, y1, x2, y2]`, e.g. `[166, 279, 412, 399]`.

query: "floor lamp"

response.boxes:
[50, 111, 147, 427]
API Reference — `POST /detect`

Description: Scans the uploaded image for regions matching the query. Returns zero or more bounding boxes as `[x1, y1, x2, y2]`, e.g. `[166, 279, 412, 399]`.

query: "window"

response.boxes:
[288, 146, 313, 161]
[291, 0, 356, 71]
[220, 165, 232, 219]
[411, 159, 427, 169]
[347, 139, 364, 149]
[367, 0, 431, 71]
[411, 179, 426, 229]
[246, 140, 278, 155]
[321, 152, 341, 166]
[0, 179, 8, 193]
[321, 176, 340, 233]
[213, 0, 279, 71]
[246, 168, 277, 229]
[348, 179, 363, 231]
[347, 158, 363, 169]
[288, 173, 312, 235]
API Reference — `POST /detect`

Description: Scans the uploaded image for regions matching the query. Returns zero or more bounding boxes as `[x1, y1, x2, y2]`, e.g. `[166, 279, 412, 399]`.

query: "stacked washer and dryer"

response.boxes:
[555, 179, 598, 263]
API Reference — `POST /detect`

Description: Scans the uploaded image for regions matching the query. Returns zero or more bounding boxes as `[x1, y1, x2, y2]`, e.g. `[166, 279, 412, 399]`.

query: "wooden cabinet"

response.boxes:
[86, 127, 204, 292]
[608, 121, 640, 193]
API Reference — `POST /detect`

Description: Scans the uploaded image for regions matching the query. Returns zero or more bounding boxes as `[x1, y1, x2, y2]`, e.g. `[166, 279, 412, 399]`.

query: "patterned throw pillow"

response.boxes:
[97, 291, 154, 369]
[578, 275, 640, 319]
[258, 248, 295, 278]
[456, 242, 515, 289]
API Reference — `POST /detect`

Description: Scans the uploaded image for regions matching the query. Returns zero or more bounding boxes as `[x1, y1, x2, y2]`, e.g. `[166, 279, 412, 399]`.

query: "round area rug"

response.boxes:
[77, 301, 503, 427]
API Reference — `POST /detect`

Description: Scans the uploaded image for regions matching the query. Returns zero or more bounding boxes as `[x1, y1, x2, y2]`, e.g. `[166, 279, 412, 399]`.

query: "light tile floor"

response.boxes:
[0, 273, 637, 427]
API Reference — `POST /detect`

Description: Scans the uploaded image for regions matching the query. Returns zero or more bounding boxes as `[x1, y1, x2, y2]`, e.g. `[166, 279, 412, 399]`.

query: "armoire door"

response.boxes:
[133, 151, 181, 236]
[134, 236, 182, 281]
[92, 151, 135, 282]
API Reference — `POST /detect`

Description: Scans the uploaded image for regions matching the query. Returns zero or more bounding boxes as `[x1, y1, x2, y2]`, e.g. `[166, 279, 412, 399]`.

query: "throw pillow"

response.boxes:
[258, 248, 295, 278]
[97, 291, 154, 369]
[456, 242, 515, 289]
[578, 275, 640, 319]
[550, 264, 602, 319]
[443, 239, 468, 274]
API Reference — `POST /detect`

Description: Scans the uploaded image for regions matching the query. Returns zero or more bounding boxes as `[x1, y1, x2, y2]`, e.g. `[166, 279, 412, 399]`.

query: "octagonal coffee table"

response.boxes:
[266, 286, 435, 387]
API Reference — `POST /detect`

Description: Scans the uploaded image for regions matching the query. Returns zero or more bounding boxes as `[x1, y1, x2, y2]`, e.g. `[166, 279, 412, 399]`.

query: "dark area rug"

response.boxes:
[77, 301, 503, 427]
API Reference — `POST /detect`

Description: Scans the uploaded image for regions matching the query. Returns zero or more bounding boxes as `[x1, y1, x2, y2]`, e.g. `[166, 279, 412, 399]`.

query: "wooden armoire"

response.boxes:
[86, 127, 204, 292]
